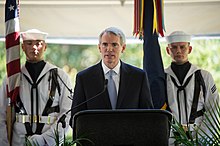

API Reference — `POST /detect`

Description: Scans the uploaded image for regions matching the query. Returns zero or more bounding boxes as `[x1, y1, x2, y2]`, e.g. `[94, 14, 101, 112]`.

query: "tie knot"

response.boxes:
[108, 70, 115, 77]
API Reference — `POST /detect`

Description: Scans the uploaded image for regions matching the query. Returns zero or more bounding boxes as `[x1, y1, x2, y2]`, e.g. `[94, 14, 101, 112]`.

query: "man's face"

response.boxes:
[98, 32, 126, 69]
[22, 40, 47, 63]
[166, 42, 192, 65]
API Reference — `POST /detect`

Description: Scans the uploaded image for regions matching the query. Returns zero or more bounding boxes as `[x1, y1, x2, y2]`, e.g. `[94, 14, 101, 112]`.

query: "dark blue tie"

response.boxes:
[107, 70, 117, 109]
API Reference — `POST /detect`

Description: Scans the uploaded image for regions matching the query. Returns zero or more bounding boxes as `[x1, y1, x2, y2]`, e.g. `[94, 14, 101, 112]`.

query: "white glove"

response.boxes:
[28, 134, 47, 146]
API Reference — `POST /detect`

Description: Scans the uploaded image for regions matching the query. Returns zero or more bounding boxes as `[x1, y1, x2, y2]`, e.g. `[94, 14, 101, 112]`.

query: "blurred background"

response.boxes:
[1, 39, 220, 92]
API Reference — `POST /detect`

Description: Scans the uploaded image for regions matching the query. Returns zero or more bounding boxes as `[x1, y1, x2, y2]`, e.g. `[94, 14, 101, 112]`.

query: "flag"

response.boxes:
[134, 0, 167, 109]
[133, 0, 165, 39]
[143, 0, 166, 109]
[5, 0, 20, 105]
[5, 0, 20, 143]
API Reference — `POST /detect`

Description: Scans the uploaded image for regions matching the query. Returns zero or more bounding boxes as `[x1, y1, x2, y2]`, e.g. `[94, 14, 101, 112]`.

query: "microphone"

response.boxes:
[57, 79, 108, 128]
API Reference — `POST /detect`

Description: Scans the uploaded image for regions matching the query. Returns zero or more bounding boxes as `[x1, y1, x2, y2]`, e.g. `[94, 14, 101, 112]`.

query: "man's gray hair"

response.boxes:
[99, 27, 126, 45]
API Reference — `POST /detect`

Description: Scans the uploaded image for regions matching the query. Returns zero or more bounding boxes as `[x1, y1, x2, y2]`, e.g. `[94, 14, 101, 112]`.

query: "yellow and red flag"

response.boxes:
[133, 0, 165, 39]
[134, 0, 167, 109]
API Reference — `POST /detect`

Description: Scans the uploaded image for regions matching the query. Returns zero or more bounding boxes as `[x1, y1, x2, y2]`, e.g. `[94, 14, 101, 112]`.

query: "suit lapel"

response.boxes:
[92, 62, 112, 108]
[117, 62, 130, 108]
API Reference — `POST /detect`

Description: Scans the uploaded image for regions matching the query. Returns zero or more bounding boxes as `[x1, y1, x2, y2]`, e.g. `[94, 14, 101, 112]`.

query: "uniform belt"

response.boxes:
[16, 114, 57, 124]
[181, 123, 197, 132]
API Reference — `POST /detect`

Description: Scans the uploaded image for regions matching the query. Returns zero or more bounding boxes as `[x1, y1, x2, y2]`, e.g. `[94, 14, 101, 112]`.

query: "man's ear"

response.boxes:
[166, 46, 170, 55]
[121, 44, 126, 53]
[44, 43, 47, 51]
[188, 46, 192, 54]
[21, 43, 25, 51]
[98, 44, 101, 53]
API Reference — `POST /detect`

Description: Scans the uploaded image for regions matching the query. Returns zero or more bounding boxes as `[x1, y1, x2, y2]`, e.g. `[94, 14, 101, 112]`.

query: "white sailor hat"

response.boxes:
[21, 29, 48, 41]
[165, 31, 191, 44]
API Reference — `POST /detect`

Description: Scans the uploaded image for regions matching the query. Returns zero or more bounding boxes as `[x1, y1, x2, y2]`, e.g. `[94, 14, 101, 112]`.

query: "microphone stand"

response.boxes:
[57, 79, 108, 129]
[55, 72, 74, 145]
[56, 73, 74, 100]
[56, 79, 108, 145]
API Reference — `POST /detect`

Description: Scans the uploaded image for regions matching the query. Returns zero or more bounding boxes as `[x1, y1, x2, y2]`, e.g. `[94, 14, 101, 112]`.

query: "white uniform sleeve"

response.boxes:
[0, 78, 10, 146]
[199, 70, 220, 137]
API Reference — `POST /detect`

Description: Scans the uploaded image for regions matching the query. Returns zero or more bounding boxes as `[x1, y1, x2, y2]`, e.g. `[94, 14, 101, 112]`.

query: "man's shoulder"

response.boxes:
[44, 62, 70, 78]
[199, 68, 211, 74]
[198, 69, 213, 80]
[190, 64, 211, 76]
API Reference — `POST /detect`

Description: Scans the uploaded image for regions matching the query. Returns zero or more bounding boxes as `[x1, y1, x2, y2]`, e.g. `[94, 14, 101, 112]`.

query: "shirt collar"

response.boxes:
[102, 60, 120, 75]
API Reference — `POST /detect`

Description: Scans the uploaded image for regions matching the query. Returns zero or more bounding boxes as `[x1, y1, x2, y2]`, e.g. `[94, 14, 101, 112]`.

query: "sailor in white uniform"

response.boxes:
[165, 31, 219, 145]
[0, 29, 72, 146]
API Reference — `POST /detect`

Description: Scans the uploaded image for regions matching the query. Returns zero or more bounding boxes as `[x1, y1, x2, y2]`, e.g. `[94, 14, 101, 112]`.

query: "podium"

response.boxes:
[72, 109, 172, 146]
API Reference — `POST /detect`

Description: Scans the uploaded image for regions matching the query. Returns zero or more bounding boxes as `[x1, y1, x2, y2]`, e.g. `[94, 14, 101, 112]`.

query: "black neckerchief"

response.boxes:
[25, 60, 46, 83]
[24, 60, 46, 134]
[170, 61, 191, 124]
[171, 61, 191, 84]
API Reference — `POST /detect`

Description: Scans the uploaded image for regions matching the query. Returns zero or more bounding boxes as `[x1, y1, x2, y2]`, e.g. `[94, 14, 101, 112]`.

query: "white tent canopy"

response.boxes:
[1, 0, 220, 44]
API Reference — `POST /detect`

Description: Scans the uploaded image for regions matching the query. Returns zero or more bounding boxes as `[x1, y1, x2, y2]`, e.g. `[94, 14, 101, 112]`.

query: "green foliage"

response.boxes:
[0, 42, 6, 84]
[52, 127, 95, 146]
[171, 118, 198, 146]
[121, 43, 143, 68]
[171, 99, 220, 146]
[25, 137, 40, 146]
[46, 44, 99, 71]
[196, 100, 220, 145]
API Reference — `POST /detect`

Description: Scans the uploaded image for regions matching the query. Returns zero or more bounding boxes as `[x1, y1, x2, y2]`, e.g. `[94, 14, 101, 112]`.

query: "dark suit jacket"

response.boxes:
[70, 61, 153, 126]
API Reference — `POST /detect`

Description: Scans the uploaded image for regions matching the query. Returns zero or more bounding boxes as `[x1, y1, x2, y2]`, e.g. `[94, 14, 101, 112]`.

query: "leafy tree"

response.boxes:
[0, 42, 6, 84]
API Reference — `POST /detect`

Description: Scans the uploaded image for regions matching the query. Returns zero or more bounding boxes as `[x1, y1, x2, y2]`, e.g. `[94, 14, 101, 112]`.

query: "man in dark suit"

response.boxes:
[70, 27, 154, 127]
